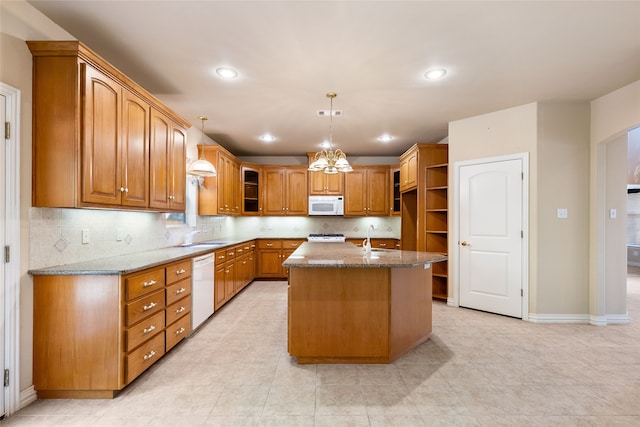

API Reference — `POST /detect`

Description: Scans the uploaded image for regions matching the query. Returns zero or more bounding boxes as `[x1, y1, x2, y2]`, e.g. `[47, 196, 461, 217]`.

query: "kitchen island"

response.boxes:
[283, 242, 446, 364]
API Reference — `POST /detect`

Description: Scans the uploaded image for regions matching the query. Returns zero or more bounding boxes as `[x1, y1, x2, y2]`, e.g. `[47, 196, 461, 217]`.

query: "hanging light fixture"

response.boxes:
[308, 92, 352, 174]
[188, 116, 217, 177]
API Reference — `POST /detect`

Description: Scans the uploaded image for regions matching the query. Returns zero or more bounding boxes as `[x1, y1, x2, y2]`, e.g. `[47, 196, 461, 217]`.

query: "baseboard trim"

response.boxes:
[19, 386, 37, 410]
[528, 313, 590, 324]
[605, 313, 630, 325]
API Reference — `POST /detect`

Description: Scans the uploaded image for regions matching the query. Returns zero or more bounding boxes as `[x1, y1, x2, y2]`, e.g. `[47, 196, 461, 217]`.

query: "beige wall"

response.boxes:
[536, 103, 591, 315]
[605, 135, 628, 316]
[590, 80, 640, 322]
[449, 101, 591, 317]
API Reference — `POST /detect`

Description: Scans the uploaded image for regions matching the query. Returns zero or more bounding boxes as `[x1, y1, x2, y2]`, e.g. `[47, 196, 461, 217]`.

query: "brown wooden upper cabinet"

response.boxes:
[241, 164, 261, 215]
[28, 41, 189, 212]
[399, 149, 418, 192]
[344, 166, 390, 216]
[262, 166, 308, 216]
[197, 145, 241, 216]
[148, 109, 187, 211]
[306, 153, 344, 195]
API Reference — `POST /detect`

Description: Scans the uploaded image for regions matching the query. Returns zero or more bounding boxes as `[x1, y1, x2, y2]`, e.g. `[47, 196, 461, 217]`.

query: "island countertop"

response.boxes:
[282, 242, 446, 268]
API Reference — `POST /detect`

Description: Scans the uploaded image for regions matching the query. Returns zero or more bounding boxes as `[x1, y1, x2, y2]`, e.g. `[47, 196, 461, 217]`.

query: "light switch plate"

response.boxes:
[81, 229, 90, 244]
[557, 208, 568, 219]
[610, 208, 617, 219]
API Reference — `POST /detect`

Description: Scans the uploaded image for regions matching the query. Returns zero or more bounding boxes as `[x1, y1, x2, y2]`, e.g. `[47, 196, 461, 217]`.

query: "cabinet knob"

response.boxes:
[143, 325, 156, 334]
[143, 350, 156, 361]
[176, 306, 186, 314]
[176, 268, 187, 275]
[175, 327, 186, 336]
[119, 187, 125, 193]
[176, 287, 186, 294]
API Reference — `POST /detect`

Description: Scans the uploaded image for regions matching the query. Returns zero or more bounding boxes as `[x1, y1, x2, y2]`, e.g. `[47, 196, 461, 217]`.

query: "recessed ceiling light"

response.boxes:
[378, 134, 394, 142]
[424, 68, 447, 80]
[216, 67, 238, 79]
[260, 134, 275, 142]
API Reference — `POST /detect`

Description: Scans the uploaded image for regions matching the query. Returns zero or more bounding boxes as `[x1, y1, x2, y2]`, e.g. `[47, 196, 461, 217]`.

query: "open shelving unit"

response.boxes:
[425, 162, 448, 300]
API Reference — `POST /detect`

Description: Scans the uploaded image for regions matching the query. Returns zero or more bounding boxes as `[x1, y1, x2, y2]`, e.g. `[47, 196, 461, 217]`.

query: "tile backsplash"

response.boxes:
[29, 208, 400, 269]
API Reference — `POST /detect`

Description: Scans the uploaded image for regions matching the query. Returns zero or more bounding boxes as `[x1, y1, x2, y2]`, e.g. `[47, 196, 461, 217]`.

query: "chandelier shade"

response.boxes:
[308, 92, 352, 174]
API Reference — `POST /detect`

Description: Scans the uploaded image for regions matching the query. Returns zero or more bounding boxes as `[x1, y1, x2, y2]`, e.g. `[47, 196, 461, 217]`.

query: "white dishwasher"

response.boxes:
[191, 252, 215, 331]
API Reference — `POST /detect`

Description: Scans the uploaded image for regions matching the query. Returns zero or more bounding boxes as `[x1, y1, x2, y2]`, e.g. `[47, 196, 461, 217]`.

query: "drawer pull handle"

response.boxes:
[218, 255, 225, 260]
[176, 268, 187, 275]
[143, 302, 157, 311]
[266, 243, 273, 247]
[176, 287, 186, 295]
[143, 325, 156, 334]
[176, 306, 186, 314]
[143, 350, 156, 361]
[175, 327, 186, 336]
[379, 243, 386, 247]
[229, 252, 234, 256]
[143, 280, 157, 288]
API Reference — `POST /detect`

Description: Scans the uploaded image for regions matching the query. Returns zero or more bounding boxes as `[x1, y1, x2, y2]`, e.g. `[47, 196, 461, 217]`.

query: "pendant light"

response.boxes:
[188, 116, 217, 177]
[308, 92, 352, 174]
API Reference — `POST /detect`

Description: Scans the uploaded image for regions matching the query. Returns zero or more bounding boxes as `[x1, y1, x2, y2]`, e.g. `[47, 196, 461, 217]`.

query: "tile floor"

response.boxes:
[3, 271, 640, 426]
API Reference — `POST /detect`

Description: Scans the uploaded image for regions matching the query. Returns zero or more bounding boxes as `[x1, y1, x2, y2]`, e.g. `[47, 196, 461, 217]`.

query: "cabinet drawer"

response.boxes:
[166, 260, 191, 284]
[126, 310, 165, 352]
[166, 278, 191, 306]
[166, 295, 191, 326]
[225, 247, 237, 259]
[282, 239, 304, 249]
[126, 289, 165, 327]
[215, 249, 227, 264]
[234, 244, 244, 256]
[166, 314, 191, 351]
[125, 332, 165, 384]
[258, 240, 282, 249]
[125, 268, 165, 301]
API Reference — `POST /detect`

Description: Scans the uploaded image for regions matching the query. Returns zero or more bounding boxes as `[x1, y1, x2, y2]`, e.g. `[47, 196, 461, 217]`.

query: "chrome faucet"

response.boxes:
[362, 224, 374, 252]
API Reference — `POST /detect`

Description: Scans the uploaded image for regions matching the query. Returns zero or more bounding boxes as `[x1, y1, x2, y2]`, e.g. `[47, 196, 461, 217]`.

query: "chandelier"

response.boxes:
[188, 116, 217, 177]
[308, 92, 352, 174]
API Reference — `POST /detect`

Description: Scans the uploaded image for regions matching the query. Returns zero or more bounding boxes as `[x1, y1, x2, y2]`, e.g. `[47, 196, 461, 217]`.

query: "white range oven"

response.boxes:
[307, 233, 346, 242]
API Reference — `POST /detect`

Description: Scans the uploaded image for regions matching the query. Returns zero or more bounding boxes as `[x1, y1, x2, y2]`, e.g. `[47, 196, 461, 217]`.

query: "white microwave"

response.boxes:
[308, 196, 344, 216]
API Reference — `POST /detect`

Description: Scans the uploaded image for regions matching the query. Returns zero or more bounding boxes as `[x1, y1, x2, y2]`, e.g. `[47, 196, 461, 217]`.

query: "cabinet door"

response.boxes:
[169, 124, 186, 211]
[400, 153, 417, 192]
[214, 264, 227, 310]
[149, 109, 171, 209]
[81, 65, 122, 206]
[344, 168, 367, 216]
[367, 168, 390, 216]
[285, 168, 308, 215]
[121, 89, 150, 207]
[257, 249, 283, 277]
[262, 168, 286, 215]
[308, 171, 326, 195]
[242, 166, 261, 215]
[224, 262, 235, 300]
[325, 172, 344, 195]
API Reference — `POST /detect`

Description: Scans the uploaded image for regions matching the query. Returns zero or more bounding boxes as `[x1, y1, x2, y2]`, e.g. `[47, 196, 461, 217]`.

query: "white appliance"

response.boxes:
[191, 253, 215, 331]
[308, 195, 344, 216]
[307, 233, 346, 242]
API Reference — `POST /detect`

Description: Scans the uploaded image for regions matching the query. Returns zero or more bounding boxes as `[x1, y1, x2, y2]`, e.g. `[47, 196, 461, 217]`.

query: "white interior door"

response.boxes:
[1, 92, 6, 417]
[459, 158, 524, 318]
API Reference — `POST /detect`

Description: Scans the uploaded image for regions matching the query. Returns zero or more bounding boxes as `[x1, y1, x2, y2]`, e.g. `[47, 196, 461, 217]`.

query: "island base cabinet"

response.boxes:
[288, 265, 432, 364]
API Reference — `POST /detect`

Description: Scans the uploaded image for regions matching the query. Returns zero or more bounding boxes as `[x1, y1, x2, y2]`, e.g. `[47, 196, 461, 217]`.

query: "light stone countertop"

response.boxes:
[282, 242, 446, 268]
[28, 239, 245, 276]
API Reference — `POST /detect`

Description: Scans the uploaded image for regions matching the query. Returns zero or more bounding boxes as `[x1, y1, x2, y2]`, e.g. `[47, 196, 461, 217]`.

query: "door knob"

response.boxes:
[460, 241, 471, 247]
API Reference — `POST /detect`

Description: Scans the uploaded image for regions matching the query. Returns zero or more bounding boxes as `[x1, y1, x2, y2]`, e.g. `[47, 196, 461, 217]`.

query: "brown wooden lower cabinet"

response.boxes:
[256, 239, 305, 278]
[346, 238, 400, 249]
[214, 241, 256, 311]
[33, 258, 193, 399]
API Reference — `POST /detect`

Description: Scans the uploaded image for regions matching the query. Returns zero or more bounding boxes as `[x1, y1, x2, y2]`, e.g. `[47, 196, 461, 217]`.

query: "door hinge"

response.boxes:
[521, 172, 524, 180]
[4, 369, 9, 387]
[3, 246, 9, 263]
[521, 230, 523, 238]
[4, 122, 9, 139]
[521, 289, 523, 297]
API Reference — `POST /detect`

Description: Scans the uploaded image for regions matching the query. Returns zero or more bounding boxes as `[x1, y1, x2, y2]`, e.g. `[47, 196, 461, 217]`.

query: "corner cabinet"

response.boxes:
[28, 41, 189, 212]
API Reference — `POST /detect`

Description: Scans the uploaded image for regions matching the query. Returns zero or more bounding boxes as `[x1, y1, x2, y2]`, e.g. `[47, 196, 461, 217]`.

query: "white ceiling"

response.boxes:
[27, 1, 640, 157]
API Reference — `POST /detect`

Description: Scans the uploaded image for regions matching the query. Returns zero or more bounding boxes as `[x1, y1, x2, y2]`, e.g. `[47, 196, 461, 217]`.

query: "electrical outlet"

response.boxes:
[557, 208, 568, 219]
[82, 229, 90, 244]
[610, 208, 617, 219]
